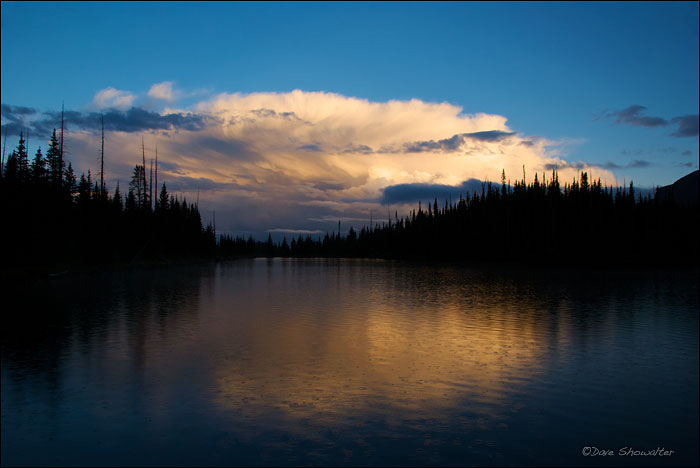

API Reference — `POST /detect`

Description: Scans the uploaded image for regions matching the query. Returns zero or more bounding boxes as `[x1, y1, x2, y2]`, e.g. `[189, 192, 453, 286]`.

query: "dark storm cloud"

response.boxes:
[75, 108, 215, 133]
[403, 134, 463, 153]
[403, 131, 516, 153]
[1, 104, 42, 136]
[603, 105, 668, 128]
[403, 139, 444, 153]
[545, 159, 650, 171]
[313, 182, 347, 191]
[250, 108, 277, 118]
[380, 179, 491, 205]
[544, 161, 586, 171]
[1, 103, 217, 137]
[1, 104, 36, 116]
[598, 159, 651, 170]
[249, 108, 304, 122]
[341, 144, 374, 154]
[464, 130, 516, 142]
[298, 143, 324, 152]
[600, 105, 698, 137]
[670, 115, 699, 137]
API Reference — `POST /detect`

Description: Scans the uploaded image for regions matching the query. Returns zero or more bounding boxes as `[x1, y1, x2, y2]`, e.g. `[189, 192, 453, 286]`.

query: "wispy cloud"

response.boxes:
[598, 159, 651, 170]
[543, 161, 586, 171]
[544, 159, 650, 171]
[599, 105, 699, 138]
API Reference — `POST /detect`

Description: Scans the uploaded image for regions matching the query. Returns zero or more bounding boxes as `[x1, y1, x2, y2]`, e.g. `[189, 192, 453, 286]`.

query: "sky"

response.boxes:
[1, 1, 698, 239]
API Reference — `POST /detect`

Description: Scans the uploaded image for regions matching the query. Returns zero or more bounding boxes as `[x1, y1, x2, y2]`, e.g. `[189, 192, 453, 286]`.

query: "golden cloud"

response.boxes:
[68, 90, 616, 234]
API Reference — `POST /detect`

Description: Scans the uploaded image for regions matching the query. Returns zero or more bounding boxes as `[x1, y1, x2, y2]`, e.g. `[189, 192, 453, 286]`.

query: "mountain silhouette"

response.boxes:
[656, 170, 699, 205]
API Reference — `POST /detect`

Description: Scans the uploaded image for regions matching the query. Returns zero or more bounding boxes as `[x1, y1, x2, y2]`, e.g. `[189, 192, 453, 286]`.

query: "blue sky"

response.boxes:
[1, 1, 698, 237]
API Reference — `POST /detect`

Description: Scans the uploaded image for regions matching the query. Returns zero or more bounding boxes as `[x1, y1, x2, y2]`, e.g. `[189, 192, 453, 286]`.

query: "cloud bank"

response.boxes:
[3, 90, 616, 237]
[0, 104, 216, 136]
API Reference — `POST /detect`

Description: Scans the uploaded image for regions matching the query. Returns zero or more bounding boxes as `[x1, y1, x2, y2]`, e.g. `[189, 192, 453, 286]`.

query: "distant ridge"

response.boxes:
[655, 170, 699, 205]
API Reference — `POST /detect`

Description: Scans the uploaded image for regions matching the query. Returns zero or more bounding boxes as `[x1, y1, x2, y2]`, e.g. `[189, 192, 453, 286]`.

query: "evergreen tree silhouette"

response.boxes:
[158, 182, 169, 211]
[46, 129, 62, 187]
[4, 150, 18, 182]
[15, 132, 29, 182]
[112, 182, 123, 212]
[30, 148, 48, 184]
[64, 162, 78, 199]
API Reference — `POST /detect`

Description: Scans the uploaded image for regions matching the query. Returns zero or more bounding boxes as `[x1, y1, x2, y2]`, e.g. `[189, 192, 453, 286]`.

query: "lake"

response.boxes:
[1, 259, 698, 466]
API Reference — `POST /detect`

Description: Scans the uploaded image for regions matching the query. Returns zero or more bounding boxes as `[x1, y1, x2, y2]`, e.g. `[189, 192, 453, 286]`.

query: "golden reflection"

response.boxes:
[210, 264, 549, 429]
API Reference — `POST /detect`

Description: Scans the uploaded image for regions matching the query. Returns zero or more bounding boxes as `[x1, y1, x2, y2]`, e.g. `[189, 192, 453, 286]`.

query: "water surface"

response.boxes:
[2, 259, 698, 466]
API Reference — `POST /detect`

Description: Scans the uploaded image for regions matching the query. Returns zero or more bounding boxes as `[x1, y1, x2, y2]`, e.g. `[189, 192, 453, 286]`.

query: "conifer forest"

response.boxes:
[1, 127, 697, 272]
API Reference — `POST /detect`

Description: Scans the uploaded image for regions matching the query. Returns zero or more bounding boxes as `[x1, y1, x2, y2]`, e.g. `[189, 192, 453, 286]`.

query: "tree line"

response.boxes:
[1, 125, 216, 271]
[2, 122, 697, 271]
[220, 169, 699, 265]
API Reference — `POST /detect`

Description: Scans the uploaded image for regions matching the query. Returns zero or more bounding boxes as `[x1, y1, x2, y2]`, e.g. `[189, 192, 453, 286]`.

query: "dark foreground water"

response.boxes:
[1, 259, 698, 467]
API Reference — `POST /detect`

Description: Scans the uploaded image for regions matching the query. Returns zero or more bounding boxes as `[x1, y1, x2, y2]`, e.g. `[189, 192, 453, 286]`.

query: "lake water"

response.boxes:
[1, 259, 698, 466]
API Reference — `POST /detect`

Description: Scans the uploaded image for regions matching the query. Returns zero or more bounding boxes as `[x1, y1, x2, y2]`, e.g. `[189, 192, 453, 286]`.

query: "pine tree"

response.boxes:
[112, 182, 123, 212]
[64, 162, 78, 199]
[4, 150, 18, 182]
[129, 164, 146, 208]
[266, 233, 274, 257]
[46, 129, 62, 187]
[158, 182, 169, 211]
[86, 170, 93, 200]
[78, 173, 90, 205]
[501, 169, 507, 196]
[125, 189, 137, 212]
[15, 133, 29, 182]
[30, 147, 48, 183]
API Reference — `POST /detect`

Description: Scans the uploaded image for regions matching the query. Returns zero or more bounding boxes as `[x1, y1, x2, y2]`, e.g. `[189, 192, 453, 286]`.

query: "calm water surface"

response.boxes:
[1, 259, 698, 466]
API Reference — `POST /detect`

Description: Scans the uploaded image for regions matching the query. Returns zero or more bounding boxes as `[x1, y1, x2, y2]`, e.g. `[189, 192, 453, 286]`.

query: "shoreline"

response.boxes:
[2, 253, 697, 284]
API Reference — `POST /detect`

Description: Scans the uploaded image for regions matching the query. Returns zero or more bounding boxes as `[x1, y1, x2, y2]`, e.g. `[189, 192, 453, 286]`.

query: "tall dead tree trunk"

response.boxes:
[100, 115, 105, 197]
[142, 137, 147, 209]
[59, 102, 64, 189]
[149, 158, 153, 211]
[155, 145, 158, 207]
[1, 127, 6, 177]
